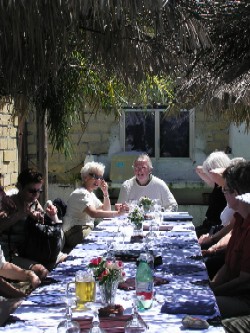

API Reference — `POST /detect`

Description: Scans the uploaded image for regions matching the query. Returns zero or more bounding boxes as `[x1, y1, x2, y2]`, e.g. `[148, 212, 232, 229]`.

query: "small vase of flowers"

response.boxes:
[128, 206, 144, 231]
[88, 257, 125, 305]
[139, 196, 153, 213]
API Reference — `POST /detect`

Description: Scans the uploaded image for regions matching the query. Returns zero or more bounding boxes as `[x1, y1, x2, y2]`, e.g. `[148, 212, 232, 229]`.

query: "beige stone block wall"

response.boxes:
[0, 102, 18, 190]
[26, 110, 119, 184]
[195, 108, 229, 154]
[20, 106, 231, 187]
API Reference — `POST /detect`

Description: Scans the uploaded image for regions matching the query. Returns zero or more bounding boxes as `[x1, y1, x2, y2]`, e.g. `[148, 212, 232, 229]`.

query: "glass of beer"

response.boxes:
[75, 270, 96, 310]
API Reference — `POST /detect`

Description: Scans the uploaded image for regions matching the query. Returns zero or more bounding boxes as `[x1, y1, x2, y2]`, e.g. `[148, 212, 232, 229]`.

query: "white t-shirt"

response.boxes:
[220, 205, 235, 226]
[117, 175, 177, 210]
[63, 187, 102, 232]
[0, 245, 6, 269]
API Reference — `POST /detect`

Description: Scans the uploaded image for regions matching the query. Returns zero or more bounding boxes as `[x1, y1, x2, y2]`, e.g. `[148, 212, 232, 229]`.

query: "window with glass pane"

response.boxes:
[122, 109, 191, 158]
[124, 111, 155, 156]
[160, 111, 189, 157]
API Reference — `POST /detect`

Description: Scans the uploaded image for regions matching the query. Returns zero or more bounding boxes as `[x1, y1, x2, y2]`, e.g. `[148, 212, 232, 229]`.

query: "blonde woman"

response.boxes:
[63, 162, 127, 250]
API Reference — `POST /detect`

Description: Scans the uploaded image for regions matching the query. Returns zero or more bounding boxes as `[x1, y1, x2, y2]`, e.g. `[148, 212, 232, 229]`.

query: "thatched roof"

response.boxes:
[0, 0, 249, 150]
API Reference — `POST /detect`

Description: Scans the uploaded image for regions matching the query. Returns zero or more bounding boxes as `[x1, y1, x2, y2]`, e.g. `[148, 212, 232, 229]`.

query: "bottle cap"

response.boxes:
[137, 253, 148, 262]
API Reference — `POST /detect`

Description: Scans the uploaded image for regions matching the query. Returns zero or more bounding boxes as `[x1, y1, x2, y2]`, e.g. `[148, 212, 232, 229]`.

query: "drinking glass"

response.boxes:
[75, 270, 96, 310]
[118, 219, 134, 246]
[57, 283, 80, 333]
[127, 200, 138, 213]
[88, 311, 106, 333]
[153, 199, 161, 213]
[144, 220, 159, 249]
[125, 304, 148, 332]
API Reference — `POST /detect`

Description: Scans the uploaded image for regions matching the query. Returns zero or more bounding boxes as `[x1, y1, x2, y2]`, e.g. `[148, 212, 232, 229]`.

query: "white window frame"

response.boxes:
[120, 108, 195, 160]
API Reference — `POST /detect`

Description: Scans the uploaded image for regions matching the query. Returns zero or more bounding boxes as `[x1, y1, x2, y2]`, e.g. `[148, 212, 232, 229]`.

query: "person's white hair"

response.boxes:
[133, 154, 153, 170]
[202, 151, 231, 176]
[80, 162, 105, 180]
[230, 157, 246, 166]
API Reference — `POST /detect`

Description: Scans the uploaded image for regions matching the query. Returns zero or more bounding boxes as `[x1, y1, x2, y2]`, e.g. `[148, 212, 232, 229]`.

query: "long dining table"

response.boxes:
[0, 212, 226, 333]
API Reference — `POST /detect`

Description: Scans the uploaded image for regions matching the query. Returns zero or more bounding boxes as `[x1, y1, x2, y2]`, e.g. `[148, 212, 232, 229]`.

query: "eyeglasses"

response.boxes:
[89, 173, 104, 181]
[133, 166, 148, 171]
[28, 189, 43, 194]
[222, 187, 234, 194]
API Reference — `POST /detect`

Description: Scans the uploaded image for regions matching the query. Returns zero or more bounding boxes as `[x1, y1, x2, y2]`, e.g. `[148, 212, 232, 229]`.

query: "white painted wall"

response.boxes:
[229, 123, 250, 160]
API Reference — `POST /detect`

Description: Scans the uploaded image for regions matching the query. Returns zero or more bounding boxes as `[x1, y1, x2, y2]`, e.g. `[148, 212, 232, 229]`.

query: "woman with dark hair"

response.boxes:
[0, 168, 65, 278]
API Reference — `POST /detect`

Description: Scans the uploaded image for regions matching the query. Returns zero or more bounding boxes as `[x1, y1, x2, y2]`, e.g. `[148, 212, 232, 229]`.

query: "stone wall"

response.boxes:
[0, 103, 18, 190]
[25, 110, 118, 184]
[0, 105, 230, 191]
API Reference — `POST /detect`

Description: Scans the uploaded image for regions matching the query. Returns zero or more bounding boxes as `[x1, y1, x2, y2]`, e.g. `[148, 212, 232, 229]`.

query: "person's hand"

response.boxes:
[120, 203, 129, 213]
[25, 270, 41, 289]
[209, 168, 226, 187]
[202, 249, 213, 257]
[46, 205, 57, 216]
[198, 233, 212, 245]
[30, 264, 49, 279]
[0, 211, 7, 218]
[100, 180, 109, 196]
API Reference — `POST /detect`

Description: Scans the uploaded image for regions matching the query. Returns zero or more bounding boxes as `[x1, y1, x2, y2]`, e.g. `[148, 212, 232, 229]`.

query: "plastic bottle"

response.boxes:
[135, 253, 154, 310]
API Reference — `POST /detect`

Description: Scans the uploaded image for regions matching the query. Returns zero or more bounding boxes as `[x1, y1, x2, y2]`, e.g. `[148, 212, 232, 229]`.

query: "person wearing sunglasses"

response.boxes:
[63, 161, 127, 250]
[0, 168, 65, 279]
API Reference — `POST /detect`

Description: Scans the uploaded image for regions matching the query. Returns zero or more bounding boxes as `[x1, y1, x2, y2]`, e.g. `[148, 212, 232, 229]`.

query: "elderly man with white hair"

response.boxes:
[117, 154, 177, 211]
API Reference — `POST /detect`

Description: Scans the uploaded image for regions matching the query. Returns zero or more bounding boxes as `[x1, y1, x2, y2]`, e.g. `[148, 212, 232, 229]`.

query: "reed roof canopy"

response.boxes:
[0, 0, 249, 151]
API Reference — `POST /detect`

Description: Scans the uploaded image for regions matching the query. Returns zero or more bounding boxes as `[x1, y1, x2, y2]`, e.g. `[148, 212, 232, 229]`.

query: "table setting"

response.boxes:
[0, 211, 226, 333]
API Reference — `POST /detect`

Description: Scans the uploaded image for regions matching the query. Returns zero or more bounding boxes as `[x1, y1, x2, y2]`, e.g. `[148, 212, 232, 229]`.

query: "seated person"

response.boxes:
[210, 161, 250, 319]
[117, 154, 177, 211]
[202, 216, 235, 280]
[63, 161, 127, 250]
[198, 159, 245, 279]
[0, 168, 65, 278]
[0, 244, 40, 298]
[199, 205, 235, 249]
[0, 244, 41, 326]
[195, 151, 231, 237]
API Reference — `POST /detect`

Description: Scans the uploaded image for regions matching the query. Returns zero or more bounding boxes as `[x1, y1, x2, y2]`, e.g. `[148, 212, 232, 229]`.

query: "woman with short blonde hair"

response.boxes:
[63, 162, 126, 250]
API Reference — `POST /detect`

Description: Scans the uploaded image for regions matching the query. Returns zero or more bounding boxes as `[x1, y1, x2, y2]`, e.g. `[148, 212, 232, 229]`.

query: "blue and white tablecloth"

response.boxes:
[1, 213, 225, 332]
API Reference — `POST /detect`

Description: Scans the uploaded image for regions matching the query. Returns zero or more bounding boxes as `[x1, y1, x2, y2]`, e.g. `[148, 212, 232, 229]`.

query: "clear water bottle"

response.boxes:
[135, 253, 154, 310]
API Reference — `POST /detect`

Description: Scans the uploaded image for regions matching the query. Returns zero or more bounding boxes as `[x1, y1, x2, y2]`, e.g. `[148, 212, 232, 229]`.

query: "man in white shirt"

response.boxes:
[117, 154, 177, 211]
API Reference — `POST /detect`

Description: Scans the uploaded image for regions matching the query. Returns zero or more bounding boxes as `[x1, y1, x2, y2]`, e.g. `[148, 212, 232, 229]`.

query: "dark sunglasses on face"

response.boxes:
[28, 189, 43, 194]
[89, 173, 104, 181]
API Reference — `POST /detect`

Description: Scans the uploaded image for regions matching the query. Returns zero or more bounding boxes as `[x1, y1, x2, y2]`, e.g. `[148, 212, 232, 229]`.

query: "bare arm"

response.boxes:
[199, 217, 235, 245]
[99, 180, 111, 210]
[195, 166, 214, 186]
[84, 205, 126, 219]
[0, 262, 41, 288]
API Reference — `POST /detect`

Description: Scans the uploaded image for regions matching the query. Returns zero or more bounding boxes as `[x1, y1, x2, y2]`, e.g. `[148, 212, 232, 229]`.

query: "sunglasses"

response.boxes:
[28, 189, 43, 194]
[89, 173, 104, 181]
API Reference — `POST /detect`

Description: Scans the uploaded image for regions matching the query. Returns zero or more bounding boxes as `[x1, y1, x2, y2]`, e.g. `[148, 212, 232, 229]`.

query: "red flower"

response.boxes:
[116, 260, 123, 268]
[98, 269, 109, 280]
[90, 257, 102, 266]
